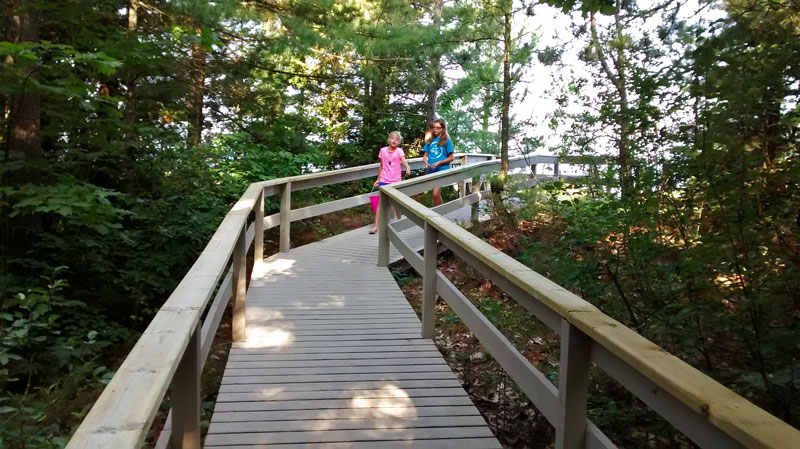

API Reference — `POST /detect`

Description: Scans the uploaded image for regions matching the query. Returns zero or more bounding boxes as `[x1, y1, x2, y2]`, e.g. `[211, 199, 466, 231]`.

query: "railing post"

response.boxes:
[232, 223, 247, 342]
[254, 189, 264, 266]
[170, 322, 201, 449]
[421, 222, 438, 339]
[554, 159, 560, 179]
[280, 181, 291, 253]
[471, 175, 480, 223]
[377, 189, 390, 267]
[556, 319, 591, 449]
[457, 155, 467, 197]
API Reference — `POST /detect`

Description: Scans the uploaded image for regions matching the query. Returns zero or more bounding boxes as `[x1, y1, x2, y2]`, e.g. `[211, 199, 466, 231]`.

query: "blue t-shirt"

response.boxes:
[423, 137, 454, 169]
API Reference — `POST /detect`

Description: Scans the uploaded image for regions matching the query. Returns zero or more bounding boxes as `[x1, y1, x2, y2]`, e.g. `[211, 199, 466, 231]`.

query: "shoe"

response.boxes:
[369, 227, 377, 234]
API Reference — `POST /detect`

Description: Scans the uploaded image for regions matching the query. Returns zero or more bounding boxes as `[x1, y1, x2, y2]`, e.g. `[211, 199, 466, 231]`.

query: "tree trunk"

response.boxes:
[761, 84, 784, 167]
[424, 77, 438, 128]
[614, 4, 632, 198]
[125, 0, 138, 125]
[2, 0, 41, 306]
[371, 68, 387, 149]
[127, 0, 138, 32]
[425, 0, 443, 128]
[6, 0, 41, 162]
[499, 8, 511, 177]
[360, 64, 389, 153]
[590, 8, 632, 198]
[187, 36, 205, 147]
[481, 87, 492, 153]
[363, 76, 373, 131]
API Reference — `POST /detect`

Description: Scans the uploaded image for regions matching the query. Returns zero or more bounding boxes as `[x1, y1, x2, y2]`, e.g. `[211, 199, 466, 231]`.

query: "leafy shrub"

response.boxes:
[0, 268, 132, 448]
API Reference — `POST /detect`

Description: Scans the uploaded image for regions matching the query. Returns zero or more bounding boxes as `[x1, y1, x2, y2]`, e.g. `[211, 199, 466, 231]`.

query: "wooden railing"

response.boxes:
[378, 155, 800, 448]
[65, 153, 497, 449]
[67, 151, 799, 448]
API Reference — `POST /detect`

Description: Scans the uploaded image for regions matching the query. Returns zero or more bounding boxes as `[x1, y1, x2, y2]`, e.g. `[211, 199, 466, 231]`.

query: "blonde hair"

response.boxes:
[387, 131, 403, 143]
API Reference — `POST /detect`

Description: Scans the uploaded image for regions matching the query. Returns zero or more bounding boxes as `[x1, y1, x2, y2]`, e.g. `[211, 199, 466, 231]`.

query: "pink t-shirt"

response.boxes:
[378, 146, 405, 184]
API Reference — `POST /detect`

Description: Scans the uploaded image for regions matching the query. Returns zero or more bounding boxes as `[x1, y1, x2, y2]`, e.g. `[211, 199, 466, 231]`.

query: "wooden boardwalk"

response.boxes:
[205, 213, 501, 448]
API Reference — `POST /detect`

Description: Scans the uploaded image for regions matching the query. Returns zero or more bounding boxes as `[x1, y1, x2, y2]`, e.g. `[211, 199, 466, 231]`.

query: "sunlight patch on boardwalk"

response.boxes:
[205, 218, 501, 448]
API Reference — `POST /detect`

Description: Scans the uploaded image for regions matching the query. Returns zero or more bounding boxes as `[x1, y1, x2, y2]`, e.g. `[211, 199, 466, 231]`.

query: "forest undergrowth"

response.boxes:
[393, 184, 800, 448]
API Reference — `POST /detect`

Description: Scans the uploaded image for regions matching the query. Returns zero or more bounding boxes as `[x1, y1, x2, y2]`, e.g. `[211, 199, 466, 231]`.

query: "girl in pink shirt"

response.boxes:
[370, 131, 411, 234]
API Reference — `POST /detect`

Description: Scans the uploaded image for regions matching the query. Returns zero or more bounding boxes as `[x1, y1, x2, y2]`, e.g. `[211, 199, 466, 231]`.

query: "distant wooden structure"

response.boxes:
[67, 154, 800, 449]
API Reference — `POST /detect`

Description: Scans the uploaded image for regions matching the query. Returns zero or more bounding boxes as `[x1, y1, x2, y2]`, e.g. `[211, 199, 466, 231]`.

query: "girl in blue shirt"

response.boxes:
[422, 118, 454, 206]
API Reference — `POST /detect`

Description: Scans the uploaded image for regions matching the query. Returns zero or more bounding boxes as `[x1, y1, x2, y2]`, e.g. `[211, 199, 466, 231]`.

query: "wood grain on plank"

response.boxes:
[206, 214, 498, 448]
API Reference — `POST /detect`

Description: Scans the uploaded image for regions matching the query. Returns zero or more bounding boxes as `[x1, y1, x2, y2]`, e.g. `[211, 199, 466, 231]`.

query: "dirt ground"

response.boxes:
[394, 254, 558, 448]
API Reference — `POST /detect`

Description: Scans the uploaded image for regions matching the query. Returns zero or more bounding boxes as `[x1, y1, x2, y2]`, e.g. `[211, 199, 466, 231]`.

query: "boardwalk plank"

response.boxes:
[215, 387, 474, 403]
[208, 415, 490, 434]
[221, 372, 459, 385]
[214, 439, 501, 449]
[224, 364, 454, 377]
[204, 427, 495, 446]
[237, 333, 425, 343]
[229, 344, 438, 355]
[227, 351, 443, 361]
[231, 338, 435, 349]
[240, 328, 422, 337]
[244, 310, 416, 317]
[213, 396, 477, 412]
[218, 379, 463, 393]
[243, 321, 421, 330]
[225, 358, 452, 369]
[207, 212, 499, 447]
[210, 405, 483, 423]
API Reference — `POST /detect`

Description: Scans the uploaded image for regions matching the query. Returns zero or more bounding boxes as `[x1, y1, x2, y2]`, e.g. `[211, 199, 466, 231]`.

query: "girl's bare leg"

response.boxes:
[370, 211, 378, 233]
[432, 186, 443, 206]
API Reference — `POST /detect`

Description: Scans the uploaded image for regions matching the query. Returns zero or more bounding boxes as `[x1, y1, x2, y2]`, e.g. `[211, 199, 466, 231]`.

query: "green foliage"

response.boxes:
[0, 0, 797, 444]
[518, 166, 800, 431]
[533, 0, 800, 429]
[0, 269, 130, 447]
[7, 174, 128, 235]
[210, 134, 324, 183]
[542, 0, 616, 15]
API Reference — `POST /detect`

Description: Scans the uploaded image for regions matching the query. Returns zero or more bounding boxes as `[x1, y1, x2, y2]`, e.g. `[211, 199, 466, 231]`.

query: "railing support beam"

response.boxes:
[556, 319, 591, 449]
[232, 223, 247, 342]
[458, 155, 468, 199]
[170, 322, 201, 449]
[280, 181, 291, 253]
[422, 223, 438, 339]
[254, 189, 264, 266]
[377, 189, 390, 267]
[471, 175, 481, 223]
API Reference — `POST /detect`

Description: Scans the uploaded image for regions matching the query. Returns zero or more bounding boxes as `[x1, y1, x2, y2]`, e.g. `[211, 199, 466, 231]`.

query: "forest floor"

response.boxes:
[392, 211, 560, 448]
[394, 257, 557, 448]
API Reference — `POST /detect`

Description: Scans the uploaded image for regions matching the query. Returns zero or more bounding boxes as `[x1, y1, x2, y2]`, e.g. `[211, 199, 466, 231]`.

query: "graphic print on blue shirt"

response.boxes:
[423, 137, 454, 168]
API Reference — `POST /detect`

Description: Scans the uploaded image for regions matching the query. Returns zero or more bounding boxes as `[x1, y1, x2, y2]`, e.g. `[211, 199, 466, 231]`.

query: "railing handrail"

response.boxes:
[249, 152, 487, 191]
[377, 157, 800, 448]
[66, 182, 266, 448]
[66, 152, 501, 448]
